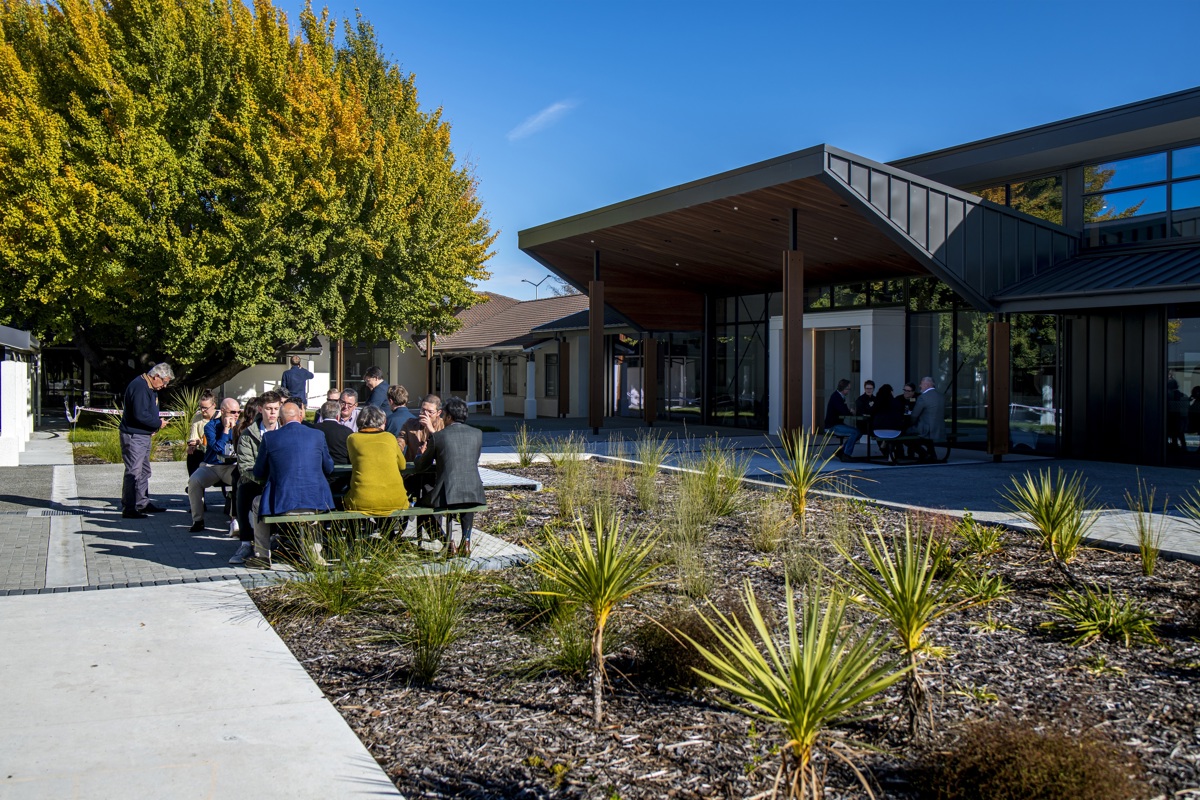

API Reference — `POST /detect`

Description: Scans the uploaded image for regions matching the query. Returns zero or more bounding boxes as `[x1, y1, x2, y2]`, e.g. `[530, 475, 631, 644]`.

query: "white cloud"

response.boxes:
[507, 100, 578, 141]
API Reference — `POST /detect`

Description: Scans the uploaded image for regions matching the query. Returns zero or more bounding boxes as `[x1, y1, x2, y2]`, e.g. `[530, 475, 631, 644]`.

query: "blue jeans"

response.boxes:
[827, 424, 860, 456]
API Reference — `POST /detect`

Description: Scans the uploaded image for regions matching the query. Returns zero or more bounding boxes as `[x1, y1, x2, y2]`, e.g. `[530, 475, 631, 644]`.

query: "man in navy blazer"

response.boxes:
[245, 402, 334, 568]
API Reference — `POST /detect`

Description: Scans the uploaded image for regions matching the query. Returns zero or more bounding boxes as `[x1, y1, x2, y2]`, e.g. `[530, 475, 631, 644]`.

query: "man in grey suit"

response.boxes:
[906, 376, 946, 461]
[412, 396, 485, 557]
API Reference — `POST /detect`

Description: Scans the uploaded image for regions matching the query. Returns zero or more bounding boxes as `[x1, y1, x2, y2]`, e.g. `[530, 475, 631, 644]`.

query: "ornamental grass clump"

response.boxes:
[273, 524, 416, 619]
[953, 512, 1003, 558]
[750, 496, 793, 553]
[528, 509, 661, 726]
[1042, 584, 1158, 647]
[685, 580, 908, 800]
[767, 429, 842, 531]
[632, 430, 670, 511]
[510, 423, 537, 467]
[837, 521, 977, 738]
[383, 564, 473, 685]
[544, 432, 588, 521]
[1124, 475, 1167, 577]
[1001, 468, 1099, 576]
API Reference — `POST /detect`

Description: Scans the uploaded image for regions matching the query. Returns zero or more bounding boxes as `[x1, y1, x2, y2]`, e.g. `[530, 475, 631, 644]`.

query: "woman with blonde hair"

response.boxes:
[343, 404, 409, 515]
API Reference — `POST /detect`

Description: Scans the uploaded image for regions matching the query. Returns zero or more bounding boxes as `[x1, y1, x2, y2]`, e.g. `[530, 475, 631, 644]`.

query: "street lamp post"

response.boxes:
[522, 276, 550, 299]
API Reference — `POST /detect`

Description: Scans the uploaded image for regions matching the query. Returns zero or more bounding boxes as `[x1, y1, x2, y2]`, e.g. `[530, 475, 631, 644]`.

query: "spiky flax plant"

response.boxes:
[837, 521, 976, 738]
[766, 429, 843, 533]
[1000, 468, 1099, 577]
[686, 580, 908, 800]
[529, 509, 661, 725]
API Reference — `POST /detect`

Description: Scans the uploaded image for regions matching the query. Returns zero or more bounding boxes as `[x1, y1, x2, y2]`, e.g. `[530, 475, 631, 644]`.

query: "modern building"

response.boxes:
[0, 325, 39, 466]
[519, 86, 1200, 466]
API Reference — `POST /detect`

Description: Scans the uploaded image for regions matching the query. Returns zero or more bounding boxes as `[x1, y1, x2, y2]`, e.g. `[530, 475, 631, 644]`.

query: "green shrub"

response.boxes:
[750, 496, 791, 553]
[1124, 475, 1166, 577]
[510, 423, 537, 467]
[673, 540, 713, 599]
[953, 566, 1011, 604]
[765, 429, 841, 529]
[923, 719, 1147, 800]
[544, 432, 588, 521]
[1042, 584, 1158, 647]
[518, 609, 594, 681]
[495, 566, 570, 628]
[606, 434, 630, 483]
[632, 595, 776, 690]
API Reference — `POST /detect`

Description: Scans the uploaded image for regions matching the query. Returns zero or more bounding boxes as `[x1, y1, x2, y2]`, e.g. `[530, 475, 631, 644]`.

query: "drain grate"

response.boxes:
[0, 509, 79, 517]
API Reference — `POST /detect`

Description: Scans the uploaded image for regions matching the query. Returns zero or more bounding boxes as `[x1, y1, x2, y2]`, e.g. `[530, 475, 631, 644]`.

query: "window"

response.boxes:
[544, 353, 559, 397]
[974, 175, 1063, 225]
[502, 358, 519, 395]
[1083, 146, 1200, 246]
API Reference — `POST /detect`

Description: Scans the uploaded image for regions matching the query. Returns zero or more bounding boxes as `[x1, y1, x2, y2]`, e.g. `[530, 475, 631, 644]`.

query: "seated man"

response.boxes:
[245, 402, 334, 569]
[822, 378, 860, 462]
[188, 397, 241, 532]
[337, 387, 361, 431]
[313, 389, 341, 423]
[905, 376, 946, 461]
[412, 397, 484, 557]
[314, 398, 352, 497]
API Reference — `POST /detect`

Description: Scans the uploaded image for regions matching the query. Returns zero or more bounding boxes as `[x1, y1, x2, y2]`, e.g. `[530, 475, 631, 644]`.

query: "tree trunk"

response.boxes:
[591, 626, 605, 727]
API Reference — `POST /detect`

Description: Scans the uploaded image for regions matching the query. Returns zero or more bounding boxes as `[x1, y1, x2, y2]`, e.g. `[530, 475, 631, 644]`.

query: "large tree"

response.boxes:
[0, 0, 494, 387]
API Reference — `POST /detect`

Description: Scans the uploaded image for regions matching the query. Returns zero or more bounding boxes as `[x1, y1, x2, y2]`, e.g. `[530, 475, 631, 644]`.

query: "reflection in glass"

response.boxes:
[1011, 175, 1063, 225]
[658, 332, 702, 423]
[1084, 185, 1167, 222]
[833, 283, 868, 308]
[870, 280, 906, 306]
[1009, 314, 1059, 455]
[1172, 178, 1200, 238]
[1084, 152, 1166, 191]
[1165, 317, 1200, 460]
[976, 185, 1006, 204]
[1173, 145, 1200, 179]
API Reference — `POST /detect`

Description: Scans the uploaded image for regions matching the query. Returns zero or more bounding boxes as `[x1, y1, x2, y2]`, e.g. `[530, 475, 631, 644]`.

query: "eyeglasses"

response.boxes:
[341, 400, 357, 408]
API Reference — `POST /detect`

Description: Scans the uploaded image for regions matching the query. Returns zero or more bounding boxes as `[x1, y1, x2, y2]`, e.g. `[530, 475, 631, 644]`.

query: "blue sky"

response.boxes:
[276, 0, 1200, 300]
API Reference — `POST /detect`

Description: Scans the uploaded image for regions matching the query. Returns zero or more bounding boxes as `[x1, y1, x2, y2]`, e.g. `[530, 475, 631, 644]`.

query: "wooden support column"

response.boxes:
[558, 338, 571, 418]
[987, 320, 1011, 459]
[425, 330, 434, 395]
[336, 338, 345, 391]
[642, 335, 658, 427]
[782, 251, 804, 433]
[588, 279, 604, 435]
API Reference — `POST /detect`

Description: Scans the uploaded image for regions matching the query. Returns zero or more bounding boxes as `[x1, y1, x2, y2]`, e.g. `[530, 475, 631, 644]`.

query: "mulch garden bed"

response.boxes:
[254, 462, 1200, 799]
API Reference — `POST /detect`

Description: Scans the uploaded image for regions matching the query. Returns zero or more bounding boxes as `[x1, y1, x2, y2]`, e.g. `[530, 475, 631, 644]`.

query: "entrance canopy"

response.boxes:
[519, 145, 1077, 331]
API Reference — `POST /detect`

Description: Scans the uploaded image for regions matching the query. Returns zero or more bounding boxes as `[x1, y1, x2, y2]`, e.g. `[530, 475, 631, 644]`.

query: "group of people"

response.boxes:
[823, 376, 946, 461]
[119, 360, 485, 569]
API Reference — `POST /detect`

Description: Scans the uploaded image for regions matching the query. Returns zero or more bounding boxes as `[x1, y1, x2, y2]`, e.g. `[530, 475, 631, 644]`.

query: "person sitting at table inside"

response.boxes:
[854, 380, 877, 434]
[343, 405, 409, 515]
[245, 402, 334, 569]
[870, 384, 904, 459]
[905, 376, 945, 461]
[412, 396, 485, 558]
[823, 378, 860, 462]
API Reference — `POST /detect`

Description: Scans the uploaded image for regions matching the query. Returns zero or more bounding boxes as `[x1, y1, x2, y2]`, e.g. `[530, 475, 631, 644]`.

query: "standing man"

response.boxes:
[119, 362, 173, 519]
[280, 356, 313, 410]
[363, 366, 389, 410]
[822, 378, 860, 462]
[187, 397, 241, 532]
[906, 376, 946, 461]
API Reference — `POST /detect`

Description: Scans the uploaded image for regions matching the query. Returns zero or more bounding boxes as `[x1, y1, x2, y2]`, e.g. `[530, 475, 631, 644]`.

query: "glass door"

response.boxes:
[813, 328, 861, 423]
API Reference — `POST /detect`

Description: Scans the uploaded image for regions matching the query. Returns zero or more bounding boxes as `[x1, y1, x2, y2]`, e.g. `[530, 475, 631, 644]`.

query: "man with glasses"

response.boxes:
[185, 390, 217, 476]
[119, 362, 173, 519]
[337, 387, 360, 431]
[187, 397, 241, 532]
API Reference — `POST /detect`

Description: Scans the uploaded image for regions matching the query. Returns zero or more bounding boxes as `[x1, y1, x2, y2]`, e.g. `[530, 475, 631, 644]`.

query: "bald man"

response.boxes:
[188, 396, 241, 532]
[245, 400, 334, 568]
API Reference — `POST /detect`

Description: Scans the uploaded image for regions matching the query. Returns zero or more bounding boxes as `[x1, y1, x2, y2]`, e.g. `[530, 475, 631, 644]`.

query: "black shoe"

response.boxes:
[139, 503, 165, 514]
[122, 510, 149, 520]
[189, 521, 206, 533]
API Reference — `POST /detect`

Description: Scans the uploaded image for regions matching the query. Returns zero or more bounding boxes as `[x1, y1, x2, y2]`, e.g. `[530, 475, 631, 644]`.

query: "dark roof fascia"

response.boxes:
[0, 325, 38, 353]
[892, 86, 1200, 187]
[518, 145, 828, 248]
[997, 285, 1200, 313]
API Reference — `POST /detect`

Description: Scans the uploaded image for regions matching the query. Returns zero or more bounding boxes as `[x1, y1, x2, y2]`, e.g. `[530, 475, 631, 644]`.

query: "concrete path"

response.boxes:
[0, 581, 401, 799]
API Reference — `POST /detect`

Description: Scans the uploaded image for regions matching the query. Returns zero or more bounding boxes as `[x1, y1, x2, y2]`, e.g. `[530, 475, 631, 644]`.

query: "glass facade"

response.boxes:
[1008, 314, 1061, 455]
[711, 293, 771, 429]
[975, 174, 1063, 226]
[1166, 315, 1200, 460]
[1082, 145, 1200, 246]
[657, 331, 702, 423]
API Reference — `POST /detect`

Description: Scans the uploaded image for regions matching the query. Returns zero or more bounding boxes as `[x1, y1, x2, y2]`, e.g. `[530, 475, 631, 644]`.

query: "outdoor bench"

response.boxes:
[262, 504, 487, 527]
[866, 433, 952, 465]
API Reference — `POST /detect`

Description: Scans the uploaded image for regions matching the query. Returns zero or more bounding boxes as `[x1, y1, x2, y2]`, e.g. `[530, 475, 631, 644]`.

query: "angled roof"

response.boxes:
[995, 246, 1200, 311]
[520, 145, 1075, 320]
[416, 292, 520, 352]
[435, 294, 589, 352]
[530, 306, 629, 334]
[893, 86, 1200, 188]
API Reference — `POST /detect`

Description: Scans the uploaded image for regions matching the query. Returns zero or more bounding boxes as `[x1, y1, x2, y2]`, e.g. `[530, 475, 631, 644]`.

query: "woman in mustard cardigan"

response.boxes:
[343, 405, 409, 514]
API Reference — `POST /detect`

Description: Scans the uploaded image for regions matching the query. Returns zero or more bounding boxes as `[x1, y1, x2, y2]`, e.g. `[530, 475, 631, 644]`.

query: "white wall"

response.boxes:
[778, 308, 907, 431]
[220, 337, 331, 409]
[0, 359, 34, 466]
